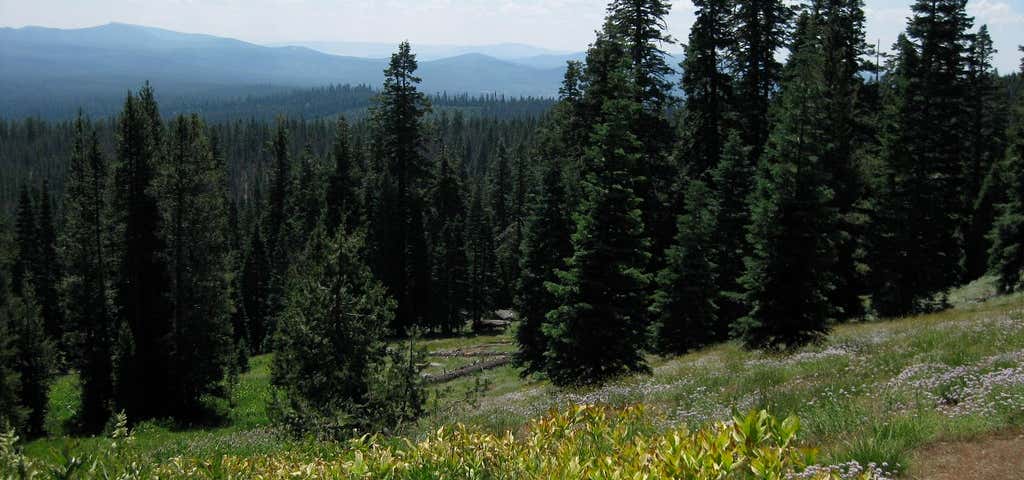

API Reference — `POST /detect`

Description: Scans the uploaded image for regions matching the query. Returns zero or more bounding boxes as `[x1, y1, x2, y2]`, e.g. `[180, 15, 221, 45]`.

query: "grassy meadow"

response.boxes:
[6, 278, 1024, 478]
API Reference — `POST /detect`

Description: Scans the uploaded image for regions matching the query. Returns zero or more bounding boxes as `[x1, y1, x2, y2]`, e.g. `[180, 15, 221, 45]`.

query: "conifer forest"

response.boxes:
[2, 0, 1024, 478]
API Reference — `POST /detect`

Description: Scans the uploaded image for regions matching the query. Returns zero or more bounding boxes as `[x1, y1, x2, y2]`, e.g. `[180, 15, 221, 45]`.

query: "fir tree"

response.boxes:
[429, 150, 468, 334]
[490, 144, 518, 307]
[0, 279, 22, 431]
[61, 117, 114, 433]
[544, 89, 652, 385]
[736, 14, 838, 350]
[155, 114, 234, 415]
[677, 0, 736, 176]
[4, 287, 55, 438]
[605, 0, 677, 279]
[814, 0, 869, 321]
[489, 143, 513, 234]
[242, 223, 271, 353]
[289, 145, 327, 252]
[732, 0, 793, 160]
[271, 224, 403, 434]
[11, 185, 36, 298]
[871, 0, 974, 315]
[962, 25, 1008, 279]
[709, 132, 755, 331]
[372, 41, 432, 334]
[466, 185, 497, 331]
[988, 57, 1024, 293]
[514, 158, 573, 376]
[606, 0, 676, 155]
[112, 84, 175, 420]
[33, 180, 63, 348]
[263, 121, 292, 340]
[651, 179, 720, 354]
[325, 117, 361, 233]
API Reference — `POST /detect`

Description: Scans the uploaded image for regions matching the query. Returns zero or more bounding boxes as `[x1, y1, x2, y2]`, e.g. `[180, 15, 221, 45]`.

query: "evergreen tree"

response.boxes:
[0, 279, 22, 431]
[271, 224, 408, 434]
[11, 185, 36, 298]
[155, 114, 234, 415]
[61, 117, 114, 433]
[871, 0, 974, 315]
[33, 180, 63, 348]
[489, 143, 513, 234]
[242, 223, 271, 353]
[606, 0, 676, 157]
[814, 0, 869, 321]
[605, 0, 677, 278]
[263, 121, 292, 341]
[988, 54, 1024, 293]
[651, 179, 720, 354]
[732, 0, 793, 160]
[112, 84, 175, 420]
[429, 150, 468, 334]
[514, 158, 573, 376]
[325, 117, 361, 233]
[677, 0, 736, 176]
[736, 14, 838, 350]
[490, 144, 518, 307]
[4, 287, 55, 438]
[466, 185, 497, 331]
[544, 89, 652, 385]
[372, 41, 432, 333]
[962, 25, 1008, 279]
[289, 145, 327, 252]
[709, 132, 755, 330]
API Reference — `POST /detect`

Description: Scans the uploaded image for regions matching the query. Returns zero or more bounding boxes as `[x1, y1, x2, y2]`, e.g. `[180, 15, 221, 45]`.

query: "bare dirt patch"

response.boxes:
[908, 430, 1024, 480]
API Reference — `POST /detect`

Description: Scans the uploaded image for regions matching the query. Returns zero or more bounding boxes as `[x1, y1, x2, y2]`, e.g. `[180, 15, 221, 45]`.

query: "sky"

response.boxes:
[1, 0, 1022, 71]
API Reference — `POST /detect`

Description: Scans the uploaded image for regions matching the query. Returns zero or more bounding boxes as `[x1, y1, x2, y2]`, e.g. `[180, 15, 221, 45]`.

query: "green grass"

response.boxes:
[17, 281, 1024, 476]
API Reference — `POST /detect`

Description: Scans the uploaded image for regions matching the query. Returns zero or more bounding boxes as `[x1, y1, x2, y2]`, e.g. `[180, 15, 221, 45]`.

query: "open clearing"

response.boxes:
[20, 279, 1024, 477]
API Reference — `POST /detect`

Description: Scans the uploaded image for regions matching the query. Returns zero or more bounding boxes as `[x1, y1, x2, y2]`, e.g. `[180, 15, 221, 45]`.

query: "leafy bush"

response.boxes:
[4, 406, 891, 479]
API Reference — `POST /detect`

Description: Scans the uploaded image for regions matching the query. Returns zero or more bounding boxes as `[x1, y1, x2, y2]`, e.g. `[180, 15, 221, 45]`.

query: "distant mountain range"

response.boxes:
[268, 40, 582, 62]
[0, 23, 574, 119]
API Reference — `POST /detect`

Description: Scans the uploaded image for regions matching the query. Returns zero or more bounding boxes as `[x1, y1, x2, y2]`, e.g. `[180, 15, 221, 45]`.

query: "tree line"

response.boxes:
[512, 0, 1024, 386]
[1, 0, 1024, 439]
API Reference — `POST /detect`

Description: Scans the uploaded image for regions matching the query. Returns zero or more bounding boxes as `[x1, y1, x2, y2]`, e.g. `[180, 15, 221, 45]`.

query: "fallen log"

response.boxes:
[423, 356, 511, 384]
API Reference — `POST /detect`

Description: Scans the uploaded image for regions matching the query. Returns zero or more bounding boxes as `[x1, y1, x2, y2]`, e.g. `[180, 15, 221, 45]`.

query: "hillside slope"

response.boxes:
[17, 280, 1024, 477]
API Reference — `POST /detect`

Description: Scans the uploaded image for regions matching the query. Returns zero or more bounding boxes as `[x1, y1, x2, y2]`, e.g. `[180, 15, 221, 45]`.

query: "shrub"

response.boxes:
[3, 406, 894, 479]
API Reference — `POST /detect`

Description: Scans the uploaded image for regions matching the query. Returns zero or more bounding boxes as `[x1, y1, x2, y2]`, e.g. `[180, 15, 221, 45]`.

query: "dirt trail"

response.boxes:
[907, 430, 1024, 480]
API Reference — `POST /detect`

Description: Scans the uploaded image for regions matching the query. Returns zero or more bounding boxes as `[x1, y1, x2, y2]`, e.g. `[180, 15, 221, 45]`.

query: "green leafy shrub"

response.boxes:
[2, 406, 889, 479]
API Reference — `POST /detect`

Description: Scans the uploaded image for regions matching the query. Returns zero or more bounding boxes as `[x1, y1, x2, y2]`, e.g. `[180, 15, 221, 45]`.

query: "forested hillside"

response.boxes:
[2, 0, 1024, 478]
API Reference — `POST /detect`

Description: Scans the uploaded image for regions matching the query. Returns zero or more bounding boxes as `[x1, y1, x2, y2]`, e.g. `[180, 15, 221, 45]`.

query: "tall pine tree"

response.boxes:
[112, 84, 175, 420]
[514, 158, 573, 376]
[651, 179, 720, 354]
[371, 42, 432, 334]
[155, 114, 235, 415]
[466, 184, 497, 332]
[736, 14, 838, 350]
[61, 117, 114, 433]
[732, 0, 793, 161]
[987, 49, 1024, 293]
[33, 181, 63, 348]
[4, 287, 54, 438]
[871, 0, 974, 315]
[544, 81, 652, 385]
[676, 0, 736, 177]
[11, 185, 36, 298]
[325, 117, 361, 233]
[815, 0, 869, 321]
[962, 25, 1008, 279]
[429, 149, 468, 334]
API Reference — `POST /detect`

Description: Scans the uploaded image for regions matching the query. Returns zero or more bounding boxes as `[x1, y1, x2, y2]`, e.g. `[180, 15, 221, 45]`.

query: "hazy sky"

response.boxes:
[1, 0, 1022, 70]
